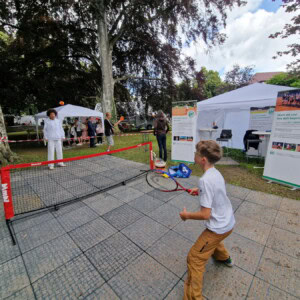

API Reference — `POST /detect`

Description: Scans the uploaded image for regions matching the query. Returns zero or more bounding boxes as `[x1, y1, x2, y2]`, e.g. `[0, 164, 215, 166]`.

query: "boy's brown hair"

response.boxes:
[195, 140, 222, 164]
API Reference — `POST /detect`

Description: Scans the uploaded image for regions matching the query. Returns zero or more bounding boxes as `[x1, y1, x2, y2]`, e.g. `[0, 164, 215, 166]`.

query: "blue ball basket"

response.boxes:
[168, 163, 192, 178]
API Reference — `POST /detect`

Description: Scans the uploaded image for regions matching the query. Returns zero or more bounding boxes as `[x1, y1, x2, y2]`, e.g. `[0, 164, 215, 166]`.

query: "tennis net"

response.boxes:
[1, 142, 154, 222]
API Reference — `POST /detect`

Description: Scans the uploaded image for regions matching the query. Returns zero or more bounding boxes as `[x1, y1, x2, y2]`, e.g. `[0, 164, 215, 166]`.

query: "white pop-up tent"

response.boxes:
[197, 83, 295, 149]
[34, 104, 104, 138]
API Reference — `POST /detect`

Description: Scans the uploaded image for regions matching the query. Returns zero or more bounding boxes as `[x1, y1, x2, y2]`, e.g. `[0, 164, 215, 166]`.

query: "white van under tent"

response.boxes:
[196, 83, 295, 149]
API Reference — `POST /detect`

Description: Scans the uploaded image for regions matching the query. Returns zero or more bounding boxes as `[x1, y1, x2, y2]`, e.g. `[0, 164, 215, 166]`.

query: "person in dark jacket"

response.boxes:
[104, 112, 122, 152]
[87, 117, 96, 148]
[154, 110, 170, 162]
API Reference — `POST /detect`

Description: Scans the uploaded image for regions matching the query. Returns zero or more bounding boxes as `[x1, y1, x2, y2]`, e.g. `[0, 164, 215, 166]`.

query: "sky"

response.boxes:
[183, 0, 296, 78]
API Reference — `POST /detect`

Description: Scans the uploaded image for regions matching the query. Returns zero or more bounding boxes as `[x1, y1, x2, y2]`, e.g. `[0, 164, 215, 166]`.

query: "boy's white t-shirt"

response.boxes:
[198, 167, 235, 234]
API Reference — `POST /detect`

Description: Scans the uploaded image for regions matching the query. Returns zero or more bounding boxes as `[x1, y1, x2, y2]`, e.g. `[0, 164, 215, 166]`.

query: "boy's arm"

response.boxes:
[180, 206, 211, 221]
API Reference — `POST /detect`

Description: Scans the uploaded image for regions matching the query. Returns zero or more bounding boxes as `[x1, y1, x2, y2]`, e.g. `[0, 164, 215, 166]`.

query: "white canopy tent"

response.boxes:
[34, 104, 104, 138]
[196, 83, 295, 149]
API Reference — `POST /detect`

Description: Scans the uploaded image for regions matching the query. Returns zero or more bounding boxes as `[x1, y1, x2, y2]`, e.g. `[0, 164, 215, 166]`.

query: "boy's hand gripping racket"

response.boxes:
[146, 170, 199, 195]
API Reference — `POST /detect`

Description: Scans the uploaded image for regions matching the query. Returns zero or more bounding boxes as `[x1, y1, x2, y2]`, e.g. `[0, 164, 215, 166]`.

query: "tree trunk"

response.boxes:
[97, 11, 115, 118]
[0, 106, 15, 165]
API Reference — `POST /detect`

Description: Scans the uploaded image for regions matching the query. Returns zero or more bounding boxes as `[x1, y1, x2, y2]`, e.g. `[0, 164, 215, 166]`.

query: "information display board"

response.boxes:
[249, 106, 275, 131]
[263, 89, 300, 188]
[171, 101, 197, 163]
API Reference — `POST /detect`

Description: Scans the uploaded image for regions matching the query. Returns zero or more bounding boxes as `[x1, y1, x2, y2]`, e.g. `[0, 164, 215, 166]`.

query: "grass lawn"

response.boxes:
[7, 131, 300, 200]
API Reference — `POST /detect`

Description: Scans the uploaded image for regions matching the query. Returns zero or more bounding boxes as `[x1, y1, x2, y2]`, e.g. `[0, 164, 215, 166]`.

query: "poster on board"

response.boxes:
[249, 106, 275, 131]
[263, 89, 300, 189]
[171, 100, 197, 163]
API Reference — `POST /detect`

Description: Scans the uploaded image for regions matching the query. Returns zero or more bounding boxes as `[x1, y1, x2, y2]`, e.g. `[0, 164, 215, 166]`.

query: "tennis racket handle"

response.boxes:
[187, 189, 199, 196]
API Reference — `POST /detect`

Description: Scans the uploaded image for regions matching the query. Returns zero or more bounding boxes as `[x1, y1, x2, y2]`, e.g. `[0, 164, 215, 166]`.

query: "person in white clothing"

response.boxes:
[43, 109, 66, 170]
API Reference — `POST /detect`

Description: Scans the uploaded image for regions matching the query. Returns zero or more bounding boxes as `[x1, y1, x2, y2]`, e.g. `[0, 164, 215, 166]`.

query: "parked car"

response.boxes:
[118, 115, 154, 132]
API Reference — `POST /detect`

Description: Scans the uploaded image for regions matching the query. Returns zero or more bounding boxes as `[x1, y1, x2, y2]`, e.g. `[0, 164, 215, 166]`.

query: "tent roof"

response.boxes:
[35, 104, 103, 119]
[197, 83, 296, 110]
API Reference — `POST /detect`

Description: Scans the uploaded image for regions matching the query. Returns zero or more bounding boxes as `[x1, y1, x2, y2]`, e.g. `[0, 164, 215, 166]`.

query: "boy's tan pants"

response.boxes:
[184, 228, 233, 300]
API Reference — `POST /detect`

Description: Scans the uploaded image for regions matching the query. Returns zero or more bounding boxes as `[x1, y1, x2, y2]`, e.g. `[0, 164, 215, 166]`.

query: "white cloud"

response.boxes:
[226, 0, 263, 21]
[183, 5, 296, 77]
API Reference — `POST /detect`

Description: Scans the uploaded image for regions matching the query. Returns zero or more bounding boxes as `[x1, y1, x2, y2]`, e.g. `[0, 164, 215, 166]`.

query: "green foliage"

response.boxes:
[269, 0, 300, 73]
[266, 73, 300, 88]
[201, 67, 223, 99]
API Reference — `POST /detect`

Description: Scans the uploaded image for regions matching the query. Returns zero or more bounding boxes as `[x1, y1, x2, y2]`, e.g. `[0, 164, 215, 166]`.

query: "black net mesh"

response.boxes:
[9, 145, 151, 216]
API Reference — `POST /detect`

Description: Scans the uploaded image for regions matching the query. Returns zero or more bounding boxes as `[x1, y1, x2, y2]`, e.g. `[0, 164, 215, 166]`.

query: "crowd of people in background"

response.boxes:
[62, 117, 104, 148]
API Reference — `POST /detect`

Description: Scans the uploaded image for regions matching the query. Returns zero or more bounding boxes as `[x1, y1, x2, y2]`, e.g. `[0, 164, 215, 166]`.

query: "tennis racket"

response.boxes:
[146, 170, 199, 195]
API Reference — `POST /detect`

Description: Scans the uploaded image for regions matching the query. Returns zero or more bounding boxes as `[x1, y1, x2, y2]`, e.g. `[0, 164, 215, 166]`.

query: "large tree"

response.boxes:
[1, 0, 244, 118]
[224, 64, 255, 90]
[0, 105, 14, 164]
[270, 0, 300, 73]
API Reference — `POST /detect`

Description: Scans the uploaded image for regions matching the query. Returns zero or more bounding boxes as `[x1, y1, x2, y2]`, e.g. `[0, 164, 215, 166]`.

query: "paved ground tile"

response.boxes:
[102, 204, 144, 230]
[86, 232, 143, 281]
[146, 231, 192, 278]
[69, 217, 117, 251]
[147, 189, 178, 202]
[165, 280, 184, 300]
[128, 194, 164, 214]
[5, 285, 35, 300]
[147, 203, 182, 229]
[256, 247, 300, 298]
[172, 220, 205, 243]
[122, 216, 169, 250]
[169, 193, 200, 212]
[51, 200, 86, 217]
[266, 226, 300, 259]
[84, 194, 123, 216]
[229, 196, 244, 212]
[245, 190, 282, 209]
[235, 201, 277, 225]
[0, 236, 20, 265]
[16, 218, 65, 253]
[247, 277, 299, 300]
[0, 223, 10, 240]
[202, 259, 253, 300]
[23, 234, 81, 282]
[56, 205, 99, 232]
[32, 255, 104, 299]
[12, 211, 54, 234]
[224, 232, 264, 275]
[130, 180, 155, 193]
[0, 256, 30, 299]
[273, 210, 300, 234]
[226, 184, 251, 200]
[85, 283, 120, 300]
[234, 214, 272, 245]
[112, 187, 144, 203]
[279, 197, 300, 215]
[108, 253, 178, 300]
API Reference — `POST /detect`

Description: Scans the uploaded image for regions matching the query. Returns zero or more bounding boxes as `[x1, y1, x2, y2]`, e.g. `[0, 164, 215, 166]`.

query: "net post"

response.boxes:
[149, 142, 154, 170]
[1, 167, 16, 245]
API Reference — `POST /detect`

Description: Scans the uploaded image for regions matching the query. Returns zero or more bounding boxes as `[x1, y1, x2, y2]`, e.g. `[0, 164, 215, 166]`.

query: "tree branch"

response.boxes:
[114, 75, 166, 83]
[108, 4, 128, 38]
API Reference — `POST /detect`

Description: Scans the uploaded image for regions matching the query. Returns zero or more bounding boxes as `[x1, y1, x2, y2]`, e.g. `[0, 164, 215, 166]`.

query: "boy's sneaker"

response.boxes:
[219, 257, 234, 267]
[58, 163, 66, 167]
[48, 166, 54, 170]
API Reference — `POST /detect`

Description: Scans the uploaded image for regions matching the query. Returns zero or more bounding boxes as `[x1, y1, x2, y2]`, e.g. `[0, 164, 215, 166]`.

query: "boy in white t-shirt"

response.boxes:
[180, 140, 235, 300]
